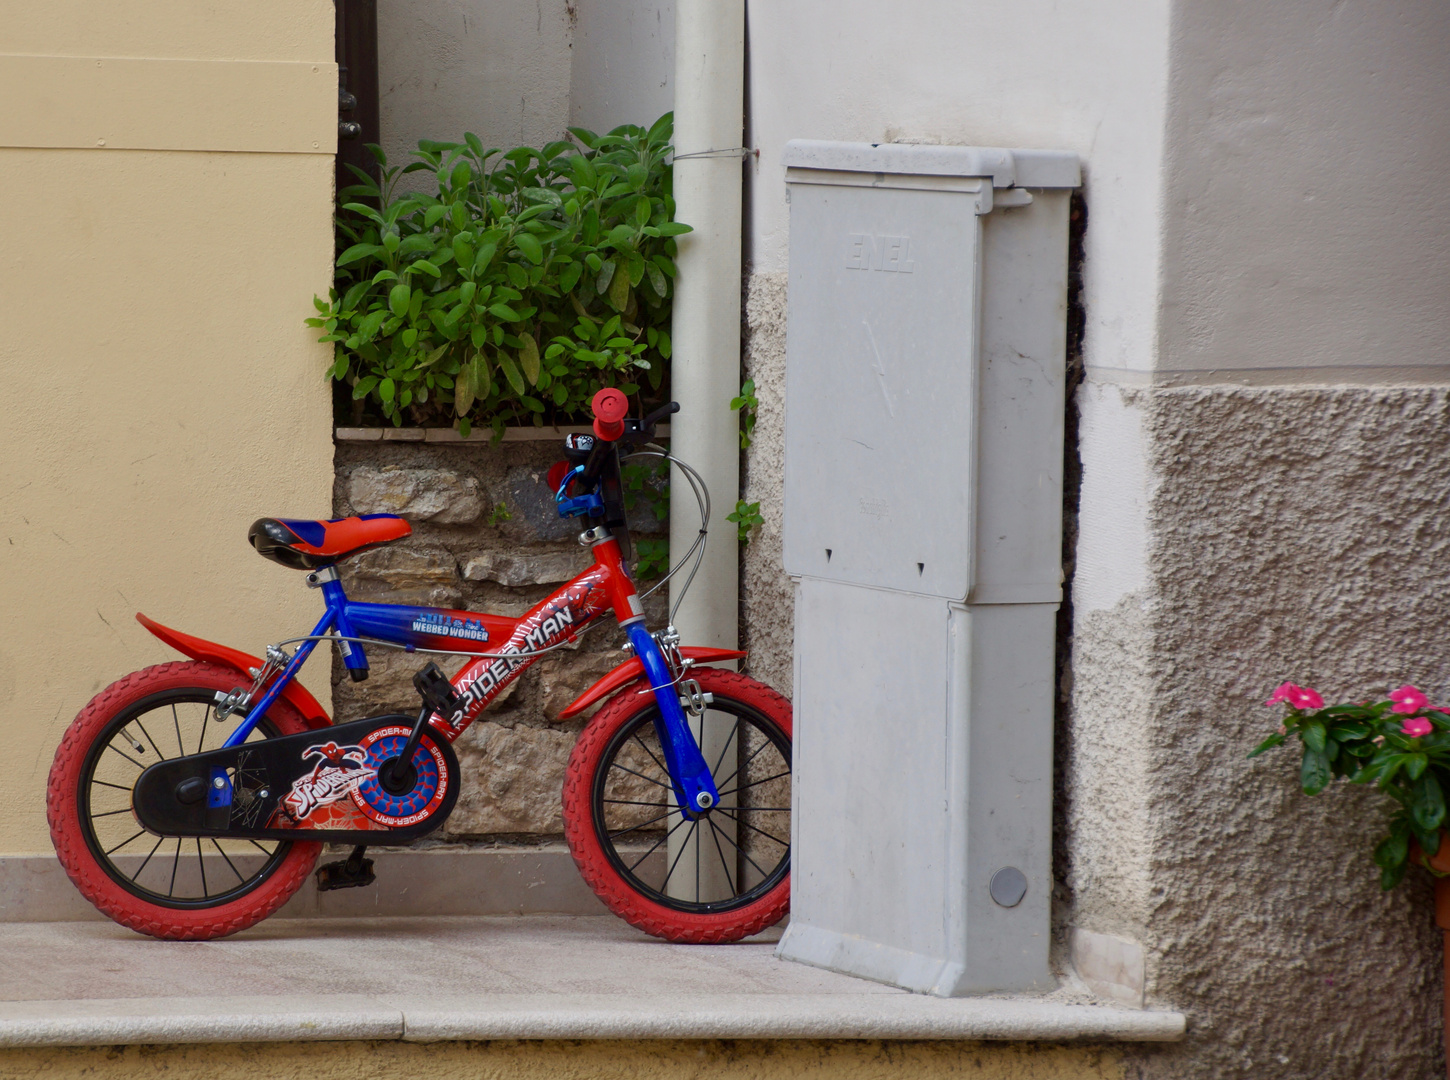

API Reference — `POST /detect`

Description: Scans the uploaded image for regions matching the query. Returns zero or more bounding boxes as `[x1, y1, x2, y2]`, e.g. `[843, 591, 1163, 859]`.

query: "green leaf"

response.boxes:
[1413, 772, 1446, 832]
[412, 260, 441, 278]
[654, 222, 693, 236]
[474, 242, 497, 272]
[515, 233, 544, 265]
[1247, 732, 1286, 758]
[498, 355, 526, 395]
[1407, 753, 1430, 781]
[596, 259, 616, 294]
[608, 268, 630, 311]
[1300, 747, 1331, 795]
[559, 261, 583, 294]
[388, 283, 411, 317]
[645, 261, 668, 298]
[424, 204, 446, 229]
[379, 377, 396, 403]
[1381, 861, 1409, 890]
[519, 335, 540, 385]
[1302, 721, 1327, 753]
[488, 303, 522, 322]
[455, 360, 476, 416]
[1374, 830, 1410, 870]
[634, 199, 652, 228]
[338, 242, 380, 267]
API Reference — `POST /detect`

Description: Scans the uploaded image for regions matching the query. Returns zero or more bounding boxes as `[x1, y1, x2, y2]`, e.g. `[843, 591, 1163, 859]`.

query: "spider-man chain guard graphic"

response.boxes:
[130, 714, 459, 843]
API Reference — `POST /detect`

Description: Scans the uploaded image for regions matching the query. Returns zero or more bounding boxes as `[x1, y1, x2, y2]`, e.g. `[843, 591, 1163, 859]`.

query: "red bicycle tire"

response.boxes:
[47, 661, 322, 941]
[563, 667, 792, 943]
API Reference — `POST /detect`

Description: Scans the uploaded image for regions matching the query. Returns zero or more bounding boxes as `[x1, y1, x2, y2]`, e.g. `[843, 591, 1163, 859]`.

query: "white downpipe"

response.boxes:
[667, 0, 744, 655]
[665, 0, 744, 901]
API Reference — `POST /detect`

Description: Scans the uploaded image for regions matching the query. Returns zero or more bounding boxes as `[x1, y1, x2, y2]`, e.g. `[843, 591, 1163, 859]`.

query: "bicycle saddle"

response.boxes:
[248, 515, 412, 571]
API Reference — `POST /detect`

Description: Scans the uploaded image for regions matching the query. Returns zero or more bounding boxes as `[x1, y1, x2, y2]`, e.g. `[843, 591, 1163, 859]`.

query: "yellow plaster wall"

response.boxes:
[0, 2, 337, 855]
[0, 1039, 1125, 1080]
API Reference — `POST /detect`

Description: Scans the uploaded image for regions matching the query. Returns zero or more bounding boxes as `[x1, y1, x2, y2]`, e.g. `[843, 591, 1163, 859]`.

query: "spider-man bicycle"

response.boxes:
[46, 390, 792, 943]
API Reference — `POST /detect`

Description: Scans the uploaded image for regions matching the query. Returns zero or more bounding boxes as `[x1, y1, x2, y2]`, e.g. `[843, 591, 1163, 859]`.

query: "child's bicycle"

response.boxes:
[46, 390, 792, 943]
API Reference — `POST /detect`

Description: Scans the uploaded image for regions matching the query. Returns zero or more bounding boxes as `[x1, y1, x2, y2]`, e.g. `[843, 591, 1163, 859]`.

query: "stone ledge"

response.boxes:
[336, 424, 671, 443]
[0, 848, 606, 923]
[0, 993, 1185, 1048]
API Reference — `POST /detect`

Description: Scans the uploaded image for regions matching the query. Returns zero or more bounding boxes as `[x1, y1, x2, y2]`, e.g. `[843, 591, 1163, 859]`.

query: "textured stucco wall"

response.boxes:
[1068, 385, 1450, 1079]
[0, 1038, 1126, 1080]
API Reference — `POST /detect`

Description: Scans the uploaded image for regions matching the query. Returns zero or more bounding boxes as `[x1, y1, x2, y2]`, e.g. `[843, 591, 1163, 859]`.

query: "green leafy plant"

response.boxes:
[486, 502, 513, 526]
[622, 457, 669, 524]
[731, 379, 758, 449]
[726, 499, 763, 546]
[1252, 682, 1450, 889]
[634, 537, 670, 581]
[308, 115, 689, 436]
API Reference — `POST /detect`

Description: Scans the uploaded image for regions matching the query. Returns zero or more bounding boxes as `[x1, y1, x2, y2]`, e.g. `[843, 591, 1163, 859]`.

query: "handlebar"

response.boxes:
[579, 393, 679, 488]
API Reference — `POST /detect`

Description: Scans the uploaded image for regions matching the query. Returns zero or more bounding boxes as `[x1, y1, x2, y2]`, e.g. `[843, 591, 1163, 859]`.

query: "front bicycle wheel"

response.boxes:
[47, 661, 323, 940]
[562, 667, 792, 943]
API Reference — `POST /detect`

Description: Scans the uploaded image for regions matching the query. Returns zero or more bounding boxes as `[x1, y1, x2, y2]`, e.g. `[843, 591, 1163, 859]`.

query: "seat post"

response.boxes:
[308, 566, 370, 683]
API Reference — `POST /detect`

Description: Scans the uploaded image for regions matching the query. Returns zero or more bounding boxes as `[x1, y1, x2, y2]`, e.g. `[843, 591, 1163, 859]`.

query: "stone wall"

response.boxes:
[333, 438, 668, 843]
[1070, 385, 1450, 1080]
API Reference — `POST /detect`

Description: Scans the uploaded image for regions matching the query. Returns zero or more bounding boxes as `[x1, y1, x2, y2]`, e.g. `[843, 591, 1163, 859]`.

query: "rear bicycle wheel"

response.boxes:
[563, 667, 792, 943]
[47, 661, 323, 940]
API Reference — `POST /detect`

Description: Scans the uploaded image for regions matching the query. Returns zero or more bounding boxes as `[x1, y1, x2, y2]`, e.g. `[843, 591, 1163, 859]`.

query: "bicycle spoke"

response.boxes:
[631, 732, 670, 779]
[607, 809, 672, 841]
[196, 704, 210, 756]
[91, 779, 133, 792]
[172, 704, 184, 757]
[714, 771, 791, 800]
[708, 814, 736, 895]
[661, 818, 699, 893]
[709, 816, 773, 882]
[609, 761, 672, 790]
[167, 838, 181, 897]
[248, 839, 274, 857]
[133, 718, 166, 760]
[603, 798, 672, 809]
[196, 838, 208, 897]
[712, 806, 790, 848]
[104, 830, 145, 856]
[627, 815, 690, 873]
[211, 840, 245, 884]
[90, 808, 133, 818]
[130, 836, 165, 882]
[710, 736, 777, 788]
[105, 743, 146, 770]
[709, 721, 740, 781]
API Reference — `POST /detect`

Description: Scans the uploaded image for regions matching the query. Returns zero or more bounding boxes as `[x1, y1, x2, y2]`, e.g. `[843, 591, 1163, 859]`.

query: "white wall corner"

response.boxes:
[1070, 927, 1146, 1009]
[1072, 380, 1152, 614]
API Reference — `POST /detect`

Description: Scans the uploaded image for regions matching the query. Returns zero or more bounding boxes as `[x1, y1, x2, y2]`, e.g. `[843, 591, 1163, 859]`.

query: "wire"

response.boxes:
[272, 617, 609, 663]
[622, 448, 712, 623]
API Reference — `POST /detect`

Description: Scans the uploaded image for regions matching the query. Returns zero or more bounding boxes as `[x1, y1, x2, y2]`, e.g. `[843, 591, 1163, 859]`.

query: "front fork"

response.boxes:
[625, 622, 720, 818]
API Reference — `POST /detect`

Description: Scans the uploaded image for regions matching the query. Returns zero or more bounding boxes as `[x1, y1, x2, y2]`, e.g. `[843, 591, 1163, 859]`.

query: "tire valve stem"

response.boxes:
[123, 729, 145, 755]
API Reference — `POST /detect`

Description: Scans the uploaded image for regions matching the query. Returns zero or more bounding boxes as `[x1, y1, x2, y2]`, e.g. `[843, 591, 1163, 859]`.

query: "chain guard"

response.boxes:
[131, 714, 459, 842]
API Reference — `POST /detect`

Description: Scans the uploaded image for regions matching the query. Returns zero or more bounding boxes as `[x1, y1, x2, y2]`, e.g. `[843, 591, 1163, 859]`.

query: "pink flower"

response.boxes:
[1402, 717, 1434, 738]
[1390, 685, 1430, 715]
[1265, 682, 1300, 707]
[1265, 682, 1325, 710]
[1289, 686, 1324, 710]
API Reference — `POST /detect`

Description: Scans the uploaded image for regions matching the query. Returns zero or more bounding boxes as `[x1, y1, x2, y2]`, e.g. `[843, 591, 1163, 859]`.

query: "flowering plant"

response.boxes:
[1251, 682, 1450, 888]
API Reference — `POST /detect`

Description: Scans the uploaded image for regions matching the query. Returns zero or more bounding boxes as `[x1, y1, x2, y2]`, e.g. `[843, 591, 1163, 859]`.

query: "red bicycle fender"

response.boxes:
[135, 613, 332, 729]
[557, 647, 748, 720]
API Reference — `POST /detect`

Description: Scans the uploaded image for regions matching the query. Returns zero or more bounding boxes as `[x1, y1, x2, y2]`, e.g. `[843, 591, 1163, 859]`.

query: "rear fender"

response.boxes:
[557, 647, 748, 720]
[135, 613, 332, 730]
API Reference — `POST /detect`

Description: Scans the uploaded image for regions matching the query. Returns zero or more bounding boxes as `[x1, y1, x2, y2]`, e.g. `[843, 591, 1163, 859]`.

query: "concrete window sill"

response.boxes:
[0, 916, 1184, 1048]
[335, 425, 670, 443]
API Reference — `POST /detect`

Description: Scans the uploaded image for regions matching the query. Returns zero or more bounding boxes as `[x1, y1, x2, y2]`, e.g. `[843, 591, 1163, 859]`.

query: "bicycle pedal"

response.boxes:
[314, 856, 376, 892]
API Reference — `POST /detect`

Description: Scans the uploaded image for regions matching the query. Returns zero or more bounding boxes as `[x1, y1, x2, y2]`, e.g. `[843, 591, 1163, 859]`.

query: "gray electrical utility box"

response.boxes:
[775, 140, 1080, 995]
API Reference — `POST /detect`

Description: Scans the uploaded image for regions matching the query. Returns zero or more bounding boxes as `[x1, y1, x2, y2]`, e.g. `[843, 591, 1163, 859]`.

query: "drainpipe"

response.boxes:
[667, 0, 745, 654]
